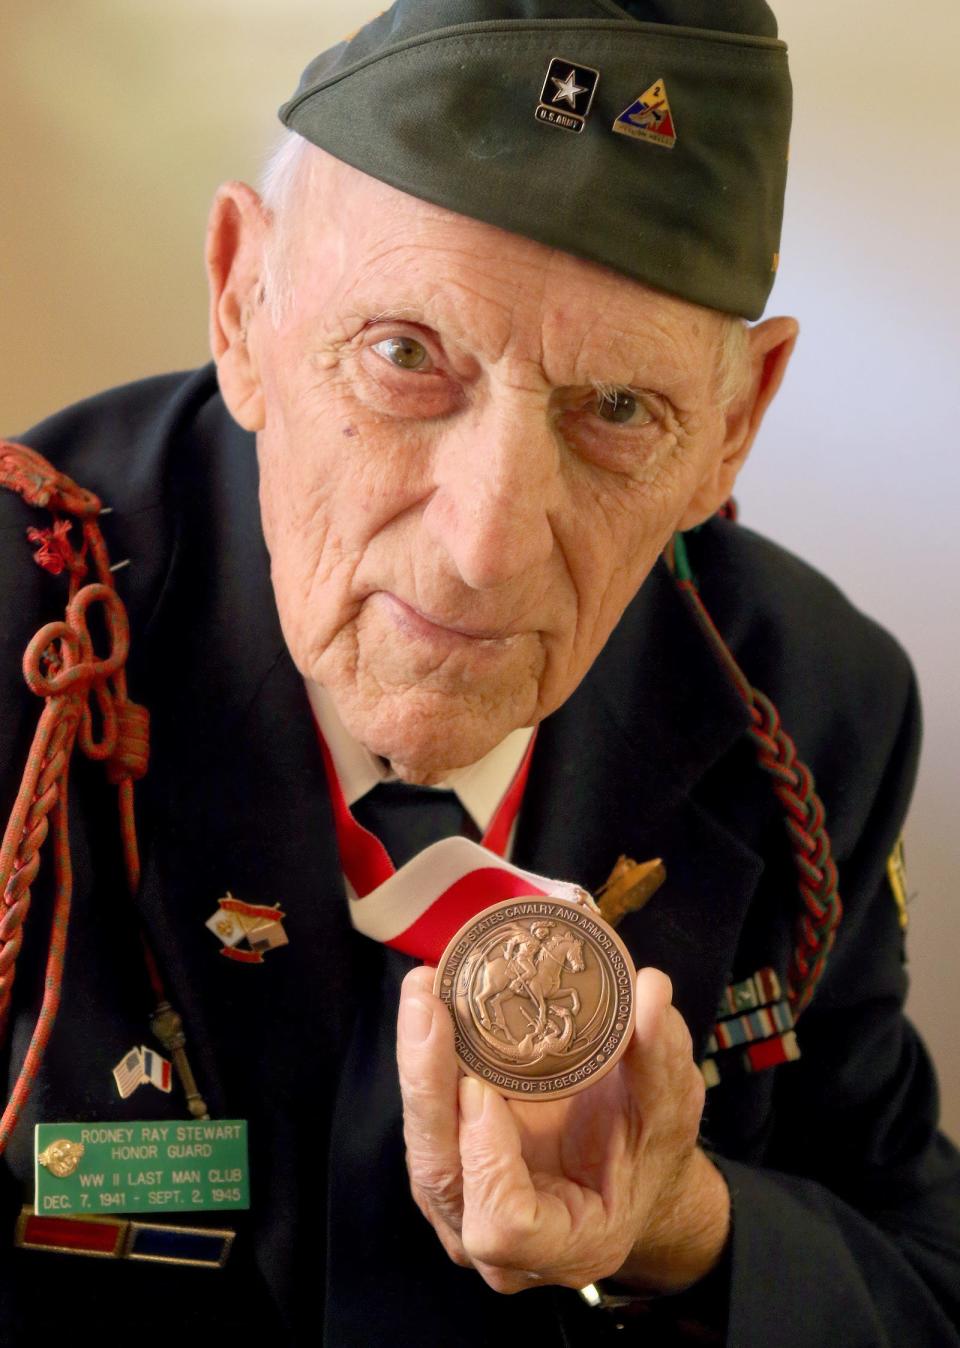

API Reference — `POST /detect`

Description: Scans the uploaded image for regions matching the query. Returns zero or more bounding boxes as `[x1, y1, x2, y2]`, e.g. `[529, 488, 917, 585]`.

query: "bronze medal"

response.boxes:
[434, 896, 635, 1100]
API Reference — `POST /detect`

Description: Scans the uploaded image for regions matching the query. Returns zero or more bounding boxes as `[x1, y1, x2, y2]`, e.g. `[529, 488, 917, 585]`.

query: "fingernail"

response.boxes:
[459, 1075, 486, 1122]
[400, 996, 433, 1044]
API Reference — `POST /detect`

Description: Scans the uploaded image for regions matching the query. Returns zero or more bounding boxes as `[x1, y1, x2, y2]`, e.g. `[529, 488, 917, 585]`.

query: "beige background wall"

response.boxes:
[2, 2, 957, 1135]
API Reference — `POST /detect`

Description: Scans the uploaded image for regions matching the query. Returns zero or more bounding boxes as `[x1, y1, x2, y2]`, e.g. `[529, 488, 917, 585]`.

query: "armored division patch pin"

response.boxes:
[613, 78, 677, 148]
[535, 57, 600, 134]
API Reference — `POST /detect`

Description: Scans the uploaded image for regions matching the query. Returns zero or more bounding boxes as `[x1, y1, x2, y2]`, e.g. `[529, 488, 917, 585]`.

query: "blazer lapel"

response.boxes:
[129, 407, 362, 1322]
[514, 559, 764, 1056]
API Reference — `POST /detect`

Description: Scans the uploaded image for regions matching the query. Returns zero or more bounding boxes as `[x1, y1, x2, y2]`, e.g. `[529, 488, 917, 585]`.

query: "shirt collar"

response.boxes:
[305, 680, 534, 834]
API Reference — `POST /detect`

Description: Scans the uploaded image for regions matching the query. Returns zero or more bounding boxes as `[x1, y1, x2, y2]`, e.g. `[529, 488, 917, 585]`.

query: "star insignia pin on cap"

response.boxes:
[535, 57, 600, 134]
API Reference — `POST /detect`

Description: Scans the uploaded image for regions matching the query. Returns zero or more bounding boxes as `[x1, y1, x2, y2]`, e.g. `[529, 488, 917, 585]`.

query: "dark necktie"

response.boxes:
[351, 780, 480, 870]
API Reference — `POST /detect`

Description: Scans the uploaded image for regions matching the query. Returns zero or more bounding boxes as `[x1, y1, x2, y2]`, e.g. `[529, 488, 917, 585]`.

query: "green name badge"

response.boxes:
[35, 1120, 249, 1216]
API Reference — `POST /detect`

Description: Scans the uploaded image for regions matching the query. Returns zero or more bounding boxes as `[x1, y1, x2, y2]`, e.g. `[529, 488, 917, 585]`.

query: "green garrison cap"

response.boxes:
[279, 1, 791, 319]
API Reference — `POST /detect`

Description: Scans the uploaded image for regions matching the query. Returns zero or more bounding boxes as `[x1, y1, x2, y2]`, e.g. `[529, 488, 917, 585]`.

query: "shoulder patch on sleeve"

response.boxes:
[887, 836, 910, 931]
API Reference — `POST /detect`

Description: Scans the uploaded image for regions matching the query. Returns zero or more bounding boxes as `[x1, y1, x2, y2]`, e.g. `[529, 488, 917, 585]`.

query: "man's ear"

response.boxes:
[677, 316, 799, 531]
[205, 181, 269, 431]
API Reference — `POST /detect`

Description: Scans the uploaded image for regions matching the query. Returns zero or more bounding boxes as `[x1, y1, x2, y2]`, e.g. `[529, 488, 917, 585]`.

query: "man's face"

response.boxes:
[236, 151, 747, 781]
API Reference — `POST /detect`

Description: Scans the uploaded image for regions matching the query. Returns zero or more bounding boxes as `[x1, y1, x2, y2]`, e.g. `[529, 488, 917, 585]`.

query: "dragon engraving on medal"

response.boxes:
[461, 920, 588, 1065]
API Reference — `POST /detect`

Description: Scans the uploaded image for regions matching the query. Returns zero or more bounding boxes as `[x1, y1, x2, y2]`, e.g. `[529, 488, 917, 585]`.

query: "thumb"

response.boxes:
[621, 968, 701, 1141]
[620, 966, 680, 1105]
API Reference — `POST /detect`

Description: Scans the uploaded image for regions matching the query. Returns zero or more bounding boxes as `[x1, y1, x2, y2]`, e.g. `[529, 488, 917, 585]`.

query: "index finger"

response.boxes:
[397, 966, 464, 1231]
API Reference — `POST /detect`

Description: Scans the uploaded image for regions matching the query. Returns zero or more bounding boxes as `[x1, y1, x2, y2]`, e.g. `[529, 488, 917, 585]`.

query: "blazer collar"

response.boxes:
[584, 556, 755, 827]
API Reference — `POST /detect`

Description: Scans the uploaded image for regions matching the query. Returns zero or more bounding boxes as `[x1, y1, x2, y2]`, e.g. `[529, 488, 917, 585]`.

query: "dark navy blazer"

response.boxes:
[1, 368, 957, 1345]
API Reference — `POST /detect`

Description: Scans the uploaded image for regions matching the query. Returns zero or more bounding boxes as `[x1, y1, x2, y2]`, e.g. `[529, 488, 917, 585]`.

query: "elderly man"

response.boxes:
[0, 1, 957, 1344]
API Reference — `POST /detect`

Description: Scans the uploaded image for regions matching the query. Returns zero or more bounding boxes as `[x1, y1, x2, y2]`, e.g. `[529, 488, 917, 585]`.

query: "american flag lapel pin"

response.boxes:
[112, 1044, 173, 1099]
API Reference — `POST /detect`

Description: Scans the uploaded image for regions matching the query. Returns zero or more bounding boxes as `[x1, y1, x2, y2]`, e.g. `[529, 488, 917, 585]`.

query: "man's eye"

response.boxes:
[594, 389, 649, 425]
[372, 336, 432, 372]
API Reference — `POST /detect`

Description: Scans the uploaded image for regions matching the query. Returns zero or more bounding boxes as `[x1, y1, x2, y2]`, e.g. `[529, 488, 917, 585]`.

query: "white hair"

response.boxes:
[715, 316, 750, 409]
[257, 130, 312, 325]
[259, 128, 310, 215]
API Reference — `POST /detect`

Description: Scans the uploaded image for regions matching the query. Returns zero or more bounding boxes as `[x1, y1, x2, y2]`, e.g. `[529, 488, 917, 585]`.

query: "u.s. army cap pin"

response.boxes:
[535, 57, 600, 134]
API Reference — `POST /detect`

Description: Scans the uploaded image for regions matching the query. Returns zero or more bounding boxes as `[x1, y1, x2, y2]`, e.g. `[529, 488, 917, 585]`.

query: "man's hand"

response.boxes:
[396, 964, 730, 1296]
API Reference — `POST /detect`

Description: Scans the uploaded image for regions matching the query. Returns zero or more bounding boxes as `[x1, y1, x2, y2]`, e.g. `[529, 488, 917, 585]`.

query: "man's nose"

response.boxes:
[422, 405, 558, 591]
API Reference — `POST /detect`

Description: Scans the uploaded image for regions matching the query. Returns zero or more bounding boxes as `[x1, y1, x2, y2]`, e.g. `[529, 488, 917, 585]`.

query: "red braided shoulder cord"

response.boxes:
[666, 525, 842, 1016]
[0, 440, 208, 1155]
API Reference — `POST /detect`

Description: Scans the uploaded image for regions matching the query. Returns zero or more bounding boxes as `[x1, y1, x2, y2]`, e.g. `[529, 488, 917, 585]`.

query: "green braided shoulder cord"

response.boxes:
[667, 528, 842, 1016]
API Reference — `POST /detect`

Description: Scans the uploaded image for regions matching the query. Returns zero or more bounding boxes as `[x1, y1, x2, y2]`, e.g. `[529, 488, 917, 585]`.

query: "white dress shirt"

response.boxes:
[305, 681, 534, 843]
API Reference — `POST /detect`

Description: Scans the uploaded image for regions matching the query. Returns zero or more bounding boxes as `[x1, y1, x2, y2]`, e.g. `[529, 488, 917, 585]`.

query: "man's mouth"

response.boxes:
[378, 592, 514, 643]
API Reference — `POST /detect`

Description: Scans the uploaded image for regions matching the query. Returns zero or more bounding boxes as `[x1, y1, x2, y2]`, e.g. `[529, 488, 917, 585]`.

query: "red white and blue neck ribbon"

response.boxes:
[316, 731, 587, 963]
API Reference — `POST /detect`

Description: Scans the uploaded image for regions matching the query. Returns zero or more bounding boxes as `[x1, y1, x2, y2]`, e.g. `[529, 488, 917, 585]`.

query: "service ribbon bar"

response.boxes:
[702, 967, 800, 1089]
[15, 1207, 235, 1267]
[717, 967, 782, 1018]
[708, 999, 794, 1053]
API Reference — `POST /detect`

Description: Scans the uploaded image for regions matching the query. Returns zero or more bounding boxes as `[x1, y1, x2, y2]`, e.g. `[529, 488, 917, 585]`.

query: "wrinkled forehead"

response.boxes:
[279, 147, 724, 389]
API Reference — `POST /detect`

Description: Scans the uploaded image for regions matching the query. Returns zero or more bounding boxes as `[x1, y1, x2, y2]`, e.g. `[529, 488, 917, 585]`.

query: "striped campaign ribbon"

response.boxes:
[743, 1030, 800, 1074]
[709, 999, 794, 1052]
[316, 729, 589, 963]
